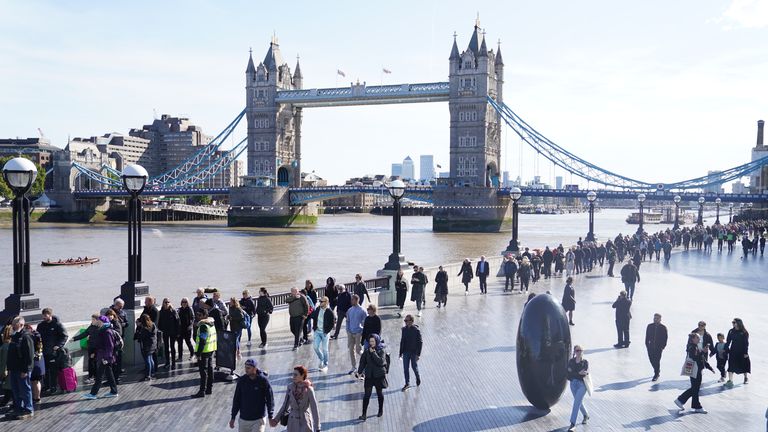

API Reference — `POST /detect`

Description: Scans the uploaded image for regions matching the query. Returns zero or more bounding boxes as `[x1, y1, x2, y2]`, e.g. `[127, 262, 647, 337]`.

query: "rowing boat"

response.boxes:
[41, 258, 100, 267]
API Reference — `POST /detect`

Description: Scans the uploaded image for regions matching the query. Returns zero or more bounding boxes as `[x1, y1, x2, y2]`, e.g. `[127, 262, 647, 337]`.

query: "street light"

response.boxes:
[697, 197, 705, 225]
[715, 198, 721, 224]
[729, 203, 733, 223]
[673, 195, 681, 230]
[506, 187, 522, 252]
[119, 164, 150, 310]
[637, 193, 646, 234]
[0, 157, 40, 323]
[383, 179, 406, 270]
[748, 202, 754, 220]
[585, 191, 597, 241]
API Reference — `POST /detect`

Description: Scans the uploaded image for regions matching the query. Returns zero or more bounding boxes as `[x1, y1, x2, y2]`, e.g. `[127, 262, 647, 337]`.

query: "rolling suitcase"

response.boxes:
[58, 367, 78, 392]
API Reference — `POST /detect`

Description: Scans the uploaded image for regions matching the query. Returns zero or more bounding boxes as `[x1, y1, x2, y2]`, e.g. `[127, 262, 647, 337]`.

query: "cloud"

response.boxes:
[715, 0, 768, 29]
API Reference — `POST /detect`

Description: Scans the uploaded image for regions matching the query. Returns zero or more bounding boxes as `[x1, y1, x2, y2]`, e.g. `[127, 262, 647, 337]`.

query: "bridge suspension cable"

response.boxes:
[489, 97, 768, 190]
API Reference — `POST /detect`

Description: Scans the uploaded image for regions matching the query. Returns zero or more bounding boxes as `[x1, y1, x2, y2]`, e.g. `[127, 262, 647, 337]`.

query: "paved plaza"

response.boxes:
[2, 250, 766, 431]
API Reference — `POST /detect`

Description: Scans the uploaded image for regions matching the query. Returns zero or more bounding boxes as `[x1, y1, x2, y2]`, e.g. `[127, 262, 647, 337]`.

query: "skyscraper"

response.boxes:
[555, 176, 563, 190]
[419, 155, 434, 181]
[391, 163, 403, 178]
[402, 156, 415, 180]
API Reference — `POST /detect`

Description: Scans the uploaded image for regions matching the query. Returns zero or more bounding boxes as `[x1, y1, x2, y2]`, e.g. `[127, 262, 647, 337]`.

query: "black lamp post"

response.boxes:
[729, 203, 733, 223]
[120, 164, 150, 310]
[637, 193, 646, 234]
[384, 179, 406, 270]
[748, 202, 753, 220]
[506, 187, 522, 252]
[673, 195, 681, 230]
[0, 158, 40, 323]
[697, 197, 705, 225]
[585, 191, 597, 241]
[715, 198, 721, 224]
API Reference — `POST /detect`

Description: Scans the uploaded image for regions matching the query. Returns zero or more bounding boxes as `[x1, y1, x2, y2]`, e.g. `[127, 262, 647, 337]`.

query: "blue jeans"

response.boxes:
[569, 379, 588, 424]
[245, 316, 253, 342]
[402, 352, 420, 385]
[143, 352, 155, 377]
[313, 331, 329, 366]
[10, 371, 33, 414]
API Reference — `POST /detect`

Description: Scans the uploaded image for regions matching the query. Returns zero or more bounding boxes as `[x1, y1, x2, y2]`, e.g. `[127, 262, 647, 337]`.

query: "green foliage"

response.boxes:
[0, 155, 47, 199]
[188, 195, 213, 205]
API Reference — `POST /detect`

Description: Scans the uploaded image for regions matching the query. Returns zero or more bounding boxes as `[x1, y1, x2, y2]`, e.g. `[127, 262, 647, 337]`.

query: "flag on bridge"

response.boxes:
[337, 69, 346, 77]
[382, 67, 392, 74]
[436, 164, 442, 169]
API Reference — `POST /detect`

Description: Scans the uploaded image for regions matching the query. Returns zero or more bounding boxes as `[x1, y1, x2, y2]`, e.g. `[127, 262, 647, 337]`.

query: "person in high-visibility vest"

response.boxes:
[191, 309, 217, 398]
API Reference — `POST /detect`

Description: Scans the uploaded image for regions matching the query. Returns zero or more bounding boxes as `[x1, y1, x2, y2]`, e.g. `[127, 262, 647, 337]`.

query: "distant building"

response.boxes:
[555, 176, 563, 190]
[301, 171, 327, 187]
[69, 133, 153, 173]
[402, 156, 415, 180]
[419, 155, 434, 181]
[704, 170, 724, 194]
[438, 171, 450, 178]
[502, 171, 509, 188]
[750, 120, 767, 194]
[391, 163, 402, 178]
[0, 137, 60, 170]
[732, 180, 747, 194]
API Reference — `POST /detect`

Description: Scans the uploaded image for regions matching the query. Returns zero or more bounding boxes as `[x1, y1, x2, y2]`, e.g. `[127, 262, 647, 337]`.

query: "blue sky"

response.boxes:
[1, 0, 766, 186]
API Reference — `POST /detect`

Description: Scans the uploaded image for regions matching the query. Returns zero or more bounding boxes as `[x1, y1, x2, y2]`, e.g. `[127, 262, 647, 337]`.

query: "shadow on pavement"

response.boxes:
[477, 346, 516, 353]
[75, 395, 191, 414]
[596, 377, 651, 392]
[622, 410, 686, 431]
[411, 405, 547, 432]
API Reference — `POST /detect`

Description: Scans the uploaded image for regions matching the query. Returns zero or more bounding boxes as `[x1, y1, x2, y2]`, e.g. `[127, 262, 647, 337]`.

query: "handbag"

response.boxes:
[681, 357, 698, 377]
[381, 376, 389, 389]
[280, 411, 289, 426]
[584, 373, 593, 396]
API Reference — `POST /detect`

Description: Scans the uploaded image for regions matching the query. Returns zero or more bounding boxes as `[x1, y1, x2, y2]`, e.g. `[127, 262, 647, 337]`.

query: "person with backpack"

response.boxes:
[356, 333, 388, 421]
[239, 290, 257, 347]
[399, 314, 422, 392]
[82, 316, 119, 400]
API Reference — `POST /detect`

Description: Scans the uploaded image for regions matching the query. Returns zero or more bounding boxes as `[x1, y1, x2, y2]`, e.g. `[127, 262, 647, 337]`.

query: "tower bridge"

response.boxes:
[66, 19, 768, 230]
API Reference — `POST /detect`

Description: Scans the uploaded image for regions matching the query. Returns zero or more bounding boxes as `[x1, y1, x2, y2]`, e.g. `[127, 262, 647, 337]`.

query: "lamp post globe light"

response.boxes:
[585, 191, 597, 241]
[383, 179, 406, 270]
[506, 187, 522, 253]
[636, 193, 646, 234]
[0, 158, 40, 323]
[715, 198, 722, 224]
[673, 195, 681, 230]
[697, 196, 705, 225]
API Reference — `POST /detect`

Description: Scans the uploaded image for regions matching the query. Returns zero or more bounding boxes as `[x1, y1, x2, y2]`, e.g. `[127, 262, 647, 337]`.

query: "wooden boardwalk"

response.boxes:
[2, 250, 766, 431]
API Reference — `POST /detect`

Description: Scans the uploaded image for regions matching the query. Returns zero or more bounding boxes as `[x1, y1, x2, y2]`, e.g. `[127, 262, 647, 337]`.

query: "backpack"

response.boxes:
[305, 296, 314, 316]
[243, 312, 251, 329]
[111, 329, 124, 351]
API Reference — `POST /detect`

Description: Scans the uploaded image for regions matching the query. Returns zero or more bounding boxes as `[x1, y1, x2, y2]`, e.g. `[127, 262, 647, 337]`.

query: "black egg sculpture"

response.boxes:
[516, 293, 572, 410]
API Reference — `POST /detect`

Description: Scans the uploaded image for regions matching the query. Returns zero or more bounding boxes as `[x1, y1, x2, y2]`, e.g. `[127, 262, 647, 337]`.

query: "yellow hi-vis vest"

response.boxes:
[196, 322, 217, 353]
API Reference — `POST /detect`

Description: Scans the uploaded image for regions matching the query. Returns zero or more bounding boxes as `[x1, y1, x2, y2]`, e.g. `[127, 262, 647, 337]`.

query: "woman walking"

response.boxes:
[255, 288, 274, 348]
[325, 277, 338, 311]
[362, 305, 382, 350]
[518, 257, 532, 292]
[228, 298, 246, 360]
[675, 332, 714, 413]
[238, 290, 256, 347]
[566, 345, 590, 431]
[177, 298, 195, 362]
[133, 314, 158, 381]
[158, 298, 180, 369]
[394, 270, 408, 317]
[725, 317, 750, 388]
[566, 248, 576, 277]
[561, 277, 576, 326]
[434, 265, 448, 308]
[458, 259, 473, 295]
[356, 334, 388, 421]
[270, 365, 320, 431]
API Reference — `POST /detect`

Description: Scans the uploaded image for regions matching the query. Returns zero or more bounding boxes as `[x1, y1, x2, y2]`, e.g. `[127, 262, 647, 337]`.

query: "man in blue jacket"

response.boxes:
[229, 358, 274, 431]
[6, 316, 35, 420]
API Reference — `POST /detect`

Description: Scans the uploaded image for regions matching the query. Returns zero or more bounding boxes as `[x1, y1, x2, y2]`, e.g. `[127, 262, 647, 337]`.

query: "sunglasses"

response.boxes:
[574, 349, 583, 352]
[404, 319, 413, 323]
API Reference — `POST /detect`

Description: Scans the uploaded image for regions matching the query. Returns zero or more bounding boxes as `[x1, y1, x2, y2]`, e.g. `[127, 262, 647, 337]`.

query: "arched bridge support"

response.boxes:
[432, 182, 512, 232]
[227, 186, 317, 227]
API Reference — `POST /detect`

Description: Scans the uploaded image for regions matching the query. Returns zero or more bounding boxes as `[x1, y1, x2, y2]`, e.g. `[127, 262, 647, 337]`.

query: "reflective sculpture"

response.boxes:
[516, 293, 572, 410]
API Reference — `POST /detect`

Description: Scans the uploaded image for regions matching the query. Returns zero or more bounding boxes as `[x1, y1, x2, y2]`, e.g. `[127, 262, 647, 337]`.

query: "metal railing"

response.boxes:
[270, 276, 390, 309]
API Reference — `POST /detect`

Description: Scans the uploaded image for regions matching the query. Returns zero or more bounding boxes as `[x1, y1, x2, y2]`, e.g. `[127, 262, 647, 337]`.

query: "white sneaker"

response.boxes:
[464, 291, 468, 296]
[674, 399, 684, 410]
[320, 366, 328, 373]
[693, 408, 707, 414]
[417, 311, 422, 317]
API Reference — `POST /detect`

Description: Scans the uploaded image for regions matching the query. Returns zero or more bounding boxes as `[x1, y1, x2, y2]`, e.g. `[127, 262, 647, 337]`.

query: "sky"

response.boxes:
[1, 0, 767, 187]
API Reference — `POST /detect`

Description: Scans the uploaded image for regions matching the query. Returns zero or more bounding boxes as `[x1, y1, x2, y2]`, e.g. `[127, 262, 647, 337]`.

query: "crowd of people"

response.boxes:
[0, 217, 764, 431]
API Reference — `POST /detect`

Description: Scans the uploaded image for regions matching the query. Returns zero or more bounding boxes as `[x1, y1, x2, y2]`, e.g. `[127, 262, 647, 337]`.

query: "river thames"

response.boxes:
[0, 209, 710, 321]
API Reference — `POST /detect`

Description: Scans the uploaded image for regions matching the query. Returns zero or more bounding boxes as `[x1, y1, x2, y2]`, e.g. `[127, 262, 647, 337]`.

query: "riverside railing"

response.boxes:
[269, 276, 391, 308]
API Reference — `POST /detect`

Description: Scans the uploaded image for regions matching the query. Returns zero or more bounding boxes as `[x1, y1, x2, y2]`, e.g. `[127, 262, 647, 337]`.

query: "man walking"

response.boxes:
[5, 317, 34, 420]
[645, 313, 668, 381]
[475, 256, 490, 294]
[286, 287, 309, 350]
[310, 296, 336, 372]
[37, 307, 68, 394]
[399, 314, 422, 391]
[331, 285, 350, 340]
[612, 291, 632, 348]
[352, 274, 372, 306]
[345, 294, 366, 375]
[229, 358, 274, 432]
[620, 261, 640, 300]
[191, 309, 217, 398]
[503, 255, 518, 292]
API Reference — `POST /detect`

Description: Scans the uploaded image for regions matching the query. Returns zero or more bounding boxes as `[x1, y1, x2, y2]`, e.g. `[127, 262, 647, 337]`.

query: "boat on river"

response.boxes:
[41, 258, 100, 267]
[626, 212, 663, 224]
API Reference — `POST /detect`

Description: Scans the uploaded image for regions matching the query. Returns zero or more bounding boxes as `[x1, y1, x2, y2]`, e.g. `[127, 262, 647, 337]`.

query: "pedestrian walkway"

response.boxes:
[2, 251, 765, 431]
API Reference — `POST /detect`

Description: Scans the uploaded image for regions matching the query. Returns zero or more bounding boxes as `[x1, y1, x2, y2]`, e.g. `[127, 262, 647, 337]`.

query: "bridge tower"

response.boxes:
[229, 38, 316, 227]
[433, 19, 511, 232]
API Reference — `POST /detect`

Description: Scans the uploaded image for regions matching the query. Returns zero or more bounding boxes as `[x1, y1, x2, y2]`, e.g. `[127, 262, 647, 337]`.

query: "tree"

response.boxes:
[0, 156, 47, 199]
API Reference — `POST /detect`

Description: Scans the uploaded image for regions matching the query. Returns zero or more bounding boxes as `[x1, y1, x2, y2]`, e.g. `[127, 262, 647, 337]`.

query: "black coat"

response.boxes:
[561, 284, 575, 312]
[158, 307, 180, 337]
[336, 292, 352, 315]
[458, 263, 473, 284]
[310, 307, 336, 334]
[475, 260, 490, 278]
[410, 272, 427, 302]
[362, 315, 382, 343]
[36, 316, 68, 355]
[256, 296, 274, 316]
[399, 325, 422, 356]
[134, 324, 158, 354]
[620, 263, 640, 284]
[178, 306, 195, 333]
[7, 329, 34, 373]
[434, 270, 448, 295]
[645, 323, 668, 351]
[357, 347, 387, 379]
[239, 297, 257, 317]
[612, 296, 632, 324]
[503, 260, 518, 276]
[691, 328, 714, 356]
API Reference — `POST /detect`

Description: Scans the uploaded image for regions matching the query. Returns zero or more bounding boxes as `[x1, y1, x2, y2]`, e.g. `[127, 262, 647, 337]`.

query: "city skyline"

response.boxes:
[1, 1, 767, 186]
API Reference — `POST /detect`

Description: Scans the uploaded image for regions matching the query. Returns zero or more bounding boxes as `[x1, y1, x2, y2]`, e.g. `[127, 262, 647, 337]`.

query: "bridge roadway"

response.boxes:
[73, 185, 768, 205]
[5, 250, 765, 431]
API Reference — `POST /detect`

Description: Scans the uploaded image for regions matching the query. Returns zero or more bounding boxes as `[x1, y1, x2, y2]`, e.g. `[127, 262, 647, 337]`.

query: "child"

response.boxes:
[712, 333, 728, 383]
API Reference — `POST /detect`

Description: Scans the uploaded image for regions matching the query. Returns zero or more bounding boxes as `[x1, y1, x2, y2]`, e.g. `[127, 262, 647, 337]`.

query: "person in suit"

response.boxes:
[645, 313, 668, 381]
[475, 256, 490, 294]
